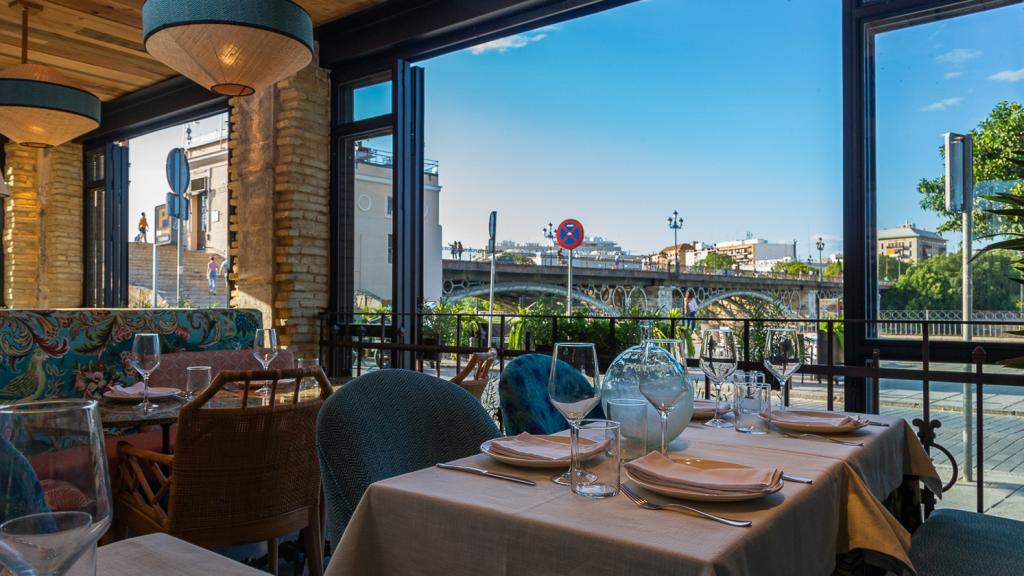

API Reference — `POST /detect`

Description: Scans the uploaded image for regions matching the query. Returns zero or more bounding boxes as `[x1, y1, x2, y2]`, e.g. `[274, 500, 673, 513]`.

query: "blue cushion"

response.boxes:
[910, 508, 1024, 576]
[316, 369, 500, 548]
[498, 353, 604, 436]
[0, 436, 48, 523]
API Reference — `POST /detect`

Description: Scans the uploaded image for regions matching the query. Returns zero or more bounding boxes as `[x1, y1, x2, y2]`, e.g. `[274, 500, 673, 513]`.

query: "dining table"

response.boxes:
[97, 533, 265, 575]
[325, 413, 940, 576]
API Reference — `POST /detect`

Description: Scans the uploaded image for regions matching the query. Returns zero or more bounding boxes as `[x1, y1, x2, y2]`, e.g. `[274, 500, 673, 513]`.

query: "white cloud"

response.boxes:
[935, 48, 982, 64]
[921, 97, 964, 112]
[944, 71, 963, 80]
[989, 68, 1024, 82]
[469, 33, 548, 55]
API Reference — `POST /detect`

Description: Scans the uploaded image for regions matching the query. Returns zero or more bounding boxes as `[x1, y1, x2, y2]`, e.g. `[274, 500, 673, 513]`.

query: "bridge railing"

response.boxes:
[319, 311, 1024, 520]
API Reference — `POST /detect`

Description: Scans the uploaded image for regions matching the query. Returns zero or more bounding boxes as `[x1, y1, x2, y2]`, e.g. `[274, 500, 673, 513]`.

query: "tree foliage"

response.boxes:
[824, 259, 844, 278]
[880, 250, 1021, 311]
[700, 253, 735, 270]
[771, 260, 815, 275]
[918, 101, 1024, 236]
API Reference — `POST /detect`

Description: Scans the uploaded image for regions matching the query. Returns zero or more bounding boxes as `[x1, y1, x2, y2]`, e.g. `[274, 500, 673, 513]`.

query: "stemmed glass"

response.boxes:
[548, 343, 601, 486]
[130, 333, 161, 414]
[252, 329, 278, 395]
[699, 328, 737, 429]
[0, 400, 112, 576]
[637, 342, 688, 455]
[764, 328, 803, 414]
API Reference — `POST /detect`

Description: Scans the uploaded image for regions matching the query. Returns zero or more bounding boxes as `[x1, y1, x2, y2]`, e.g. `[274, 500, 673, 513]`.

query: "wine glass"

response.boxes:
[548, 343, 600, 486]
[764, 328, 802, 413]
[0, 400, 112, 576]
[252, 329, 278, 395]
[699, 328, 737, 429]
[637, 342, 688, 455]
[130, 333, 161, 414]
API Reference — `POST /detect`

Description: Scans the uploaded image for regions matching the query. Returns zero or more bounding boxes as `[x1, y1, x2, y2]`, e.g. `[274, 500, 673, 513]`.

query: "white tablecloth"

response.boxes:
[98, 533, 265, 575]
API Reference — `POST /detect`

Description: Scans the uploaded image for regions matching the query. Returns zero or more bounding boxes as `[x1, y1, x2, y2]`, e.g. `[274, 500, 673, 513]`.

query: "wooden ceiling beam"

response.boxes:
[43, 0, 142, 28]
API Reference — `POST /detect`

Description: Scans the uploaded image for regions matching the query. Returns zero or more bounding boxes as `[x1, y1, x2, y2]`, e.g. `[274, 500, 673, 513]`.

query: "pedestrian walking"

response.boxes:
[457, 241, 464, 260]
[136, 212, 148, 243]
[208, 256, 218, 294]
[684, 289, 698, 330]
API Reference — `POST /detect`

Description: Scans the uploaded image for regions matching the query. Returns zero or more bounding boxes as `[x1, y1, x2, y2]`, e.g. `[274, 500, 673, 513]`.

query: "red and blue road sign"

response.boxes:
[556, 219, 584, 251]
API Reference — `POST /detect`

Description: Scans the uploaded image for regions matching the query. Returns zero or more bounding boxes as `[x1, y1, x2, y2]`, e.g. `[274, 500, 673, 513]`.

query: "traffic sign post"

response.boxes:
[487, 211, 497, 346]
[166, 148, 190, 306]
[556, 219, 584, 314]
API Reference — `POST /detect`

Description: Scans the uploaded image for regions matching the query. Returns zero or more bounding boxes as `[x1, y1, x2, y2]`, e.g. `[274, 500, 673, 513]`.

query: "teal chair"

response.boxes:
[909, 508, 1024, 575]
[316, 370, 500, 548]
[498, 353, 604, 436]
[0, 436, 48, 522]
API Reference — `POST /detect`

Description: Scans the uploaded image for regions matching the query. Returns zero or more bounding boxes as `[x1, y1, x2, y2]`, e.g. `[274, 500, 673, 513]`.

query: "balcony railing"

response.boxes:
[320, 311, 1024, 518]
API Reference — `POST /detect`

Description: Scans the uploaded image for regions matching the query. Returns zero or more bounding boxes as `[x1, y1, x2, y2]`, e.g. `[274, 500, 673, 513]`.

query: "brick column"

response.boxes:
[229, 52, 330, 357]
[3, 142, 83, 308]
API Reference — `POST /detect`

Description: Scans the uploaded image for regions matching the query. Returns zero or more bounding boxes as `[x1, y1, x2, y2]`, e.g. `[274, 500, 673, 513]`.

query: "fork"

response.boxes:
[779, 431, 863, 447]
[619, 483, 752, 528]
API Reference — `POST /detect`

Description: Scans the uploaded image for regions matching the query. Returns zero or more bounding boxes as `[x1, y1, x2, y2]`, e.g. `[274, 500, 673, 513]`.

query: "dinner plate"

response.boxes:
[624, 456, 784, 502]
[104, 387, 182, 402]
[768, 410, 869, 434]
[480, 435, 606, 469]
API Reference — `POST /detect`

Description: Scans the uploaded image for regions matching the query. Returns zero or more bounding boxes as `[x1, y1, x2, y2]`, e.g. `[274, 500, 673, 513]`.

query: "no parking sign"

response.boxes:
[556, 219, 584, 251]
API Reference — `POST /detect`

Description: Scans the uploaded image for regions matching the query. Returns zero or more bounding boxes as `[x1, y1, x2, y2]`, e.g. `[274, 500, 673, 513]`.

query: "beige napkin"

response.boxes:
[625, 451, 782, 493]
[487, 433, 602, 461]
[770, 410, 865, 428]
[693, 399, 729, 415]
[110, 383, 178, 398]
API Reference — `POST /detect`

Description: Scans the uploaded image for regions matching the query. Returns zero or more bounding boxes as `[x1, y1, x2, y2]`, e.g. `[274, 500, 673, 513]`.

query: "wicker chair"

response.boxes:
[449, 349, 496, 399]
[114, 368, 332, 576]
[316, 369, 500, 548]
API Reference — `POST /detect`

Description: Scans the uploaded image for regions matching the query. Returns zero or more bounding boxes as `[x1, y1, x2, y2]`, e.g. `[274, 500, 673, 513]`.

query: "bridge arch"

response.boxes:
[444, 283, 619, 315]
[696, 290, 798, 318]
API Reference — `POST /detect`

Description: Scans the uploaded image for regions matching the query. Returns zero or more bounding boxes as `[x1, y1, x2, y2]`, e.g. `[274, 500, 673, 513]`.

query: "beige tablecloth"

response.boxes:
[327, 415, 939, 576]
[98, 533, 265, 575]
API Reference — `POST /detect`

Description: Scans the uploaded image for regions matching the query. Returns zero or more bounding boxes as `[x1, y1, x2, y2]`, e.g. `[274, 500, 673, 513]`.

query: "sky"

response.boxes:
[421, 0, 1024, 259]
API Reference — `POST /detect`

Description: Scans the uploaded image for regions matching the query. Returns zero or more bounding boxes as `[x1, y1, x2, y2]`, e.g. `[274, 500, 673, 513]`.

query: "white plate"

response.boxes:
[104, 387, 182, 402]
[768, 410, 869, 434]
[480, 435, 606, 469]
[625, 456, 784, 502]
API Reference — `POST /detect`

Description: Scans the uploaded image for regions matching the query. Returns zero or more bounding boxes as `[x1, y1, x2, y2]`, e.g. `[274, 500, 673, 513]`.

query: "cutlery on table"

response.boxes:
[778, 431, 863, 447]
[781, 473, 813, 484]
[435, 463, 537, 486]
[866, 420, 890, 427]
[619, 483, 752, 528]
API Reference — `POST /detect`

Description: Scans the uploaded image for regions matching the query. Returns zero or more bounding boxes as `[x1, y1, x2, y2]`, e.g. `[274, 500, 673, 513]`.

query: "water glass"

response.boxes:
[185, 366, 212, 401]
[606, 399, 648, 461]
[130, 333, 161, 414]
[0, 400, 111, 576]
[571, 419, 620, 499]
[296, 357, 321, 399]
[734, 375, 770, 435]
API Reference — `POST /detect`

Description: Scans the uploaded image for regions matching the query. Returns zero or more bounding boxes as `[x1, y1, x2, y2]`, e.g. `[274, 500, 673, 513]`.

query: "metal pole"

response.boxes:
[151, 213, 158, 307]
[487, 244, 496, 346]
[566, 250, 573, 315]
[176, 209, 184, 306]
[963, 205, 974, 482]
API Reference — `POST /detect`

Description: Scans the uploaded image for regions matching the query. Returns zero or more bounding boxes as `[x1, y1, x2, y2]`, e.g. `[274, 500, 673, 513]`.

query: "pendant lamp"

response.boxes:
[143, 0, 314, 97]
[0, 2, 101, 148]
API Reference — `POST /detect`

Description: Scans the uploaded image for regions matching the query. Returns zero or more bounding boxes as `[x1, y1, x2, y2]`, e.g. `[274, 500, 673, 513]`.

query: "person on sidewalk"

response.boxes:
[207, 256, 218, 294]
[684, 289, 698, 331]
[136, 212, 149, 243]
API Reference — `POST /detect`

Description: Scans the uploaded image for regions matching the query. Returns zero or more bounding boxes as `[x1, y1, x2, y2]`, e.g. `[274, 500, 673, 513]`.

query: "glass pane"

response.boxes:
[352, 134, 394, 312]
[874, 3, 1024, 340]
[353, 81, 392, 121]
[85, 187, 105, 306]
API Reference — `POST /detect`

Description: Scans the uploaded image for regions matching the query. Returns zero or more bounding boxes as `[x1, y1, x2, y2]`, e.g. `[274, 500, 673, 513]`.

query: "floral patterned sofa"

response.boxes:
[0, 308, 263, 404]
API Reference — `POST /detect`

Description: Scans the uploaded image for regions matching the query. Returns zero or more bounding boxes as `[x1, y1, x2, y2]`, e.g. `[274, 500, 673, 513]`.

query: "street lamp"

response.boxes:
[667, 210, 683, 274]
[815, 237, 825, 282]
[542, 222, 555, 242]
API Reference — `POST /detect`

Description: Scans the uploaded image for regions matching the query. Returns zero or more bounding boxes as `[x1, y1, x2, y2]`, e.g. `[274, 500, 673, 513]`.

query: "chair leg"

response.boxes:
[301, 514, 323, 576]
[267, 538, 278, 576]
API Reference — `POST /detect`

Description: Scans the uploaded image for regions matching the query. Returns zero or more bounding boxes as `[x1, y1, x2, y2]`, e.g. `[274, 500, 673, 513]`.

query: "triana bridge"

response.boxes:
[441, 260, 843, 318]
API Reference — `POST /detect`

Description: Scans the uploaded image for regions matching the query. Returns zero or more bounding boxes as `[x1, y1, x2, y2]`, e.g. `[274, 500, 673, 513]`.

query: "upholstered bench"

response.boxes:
[909, 508, 1024, 576]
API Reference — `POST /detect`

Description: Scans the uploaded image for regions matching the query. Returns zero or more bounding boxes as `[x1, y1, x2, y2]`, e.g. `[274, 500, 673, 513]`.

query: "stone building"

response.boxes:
[877, 222, 947, 263]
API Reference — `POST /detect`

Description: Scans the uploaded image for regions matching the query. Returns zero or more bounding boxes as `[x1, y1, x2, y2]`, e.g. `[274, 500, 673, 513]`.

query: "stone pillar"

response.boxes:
[3, 142, 84, 308]
[229, 52, 330, 357]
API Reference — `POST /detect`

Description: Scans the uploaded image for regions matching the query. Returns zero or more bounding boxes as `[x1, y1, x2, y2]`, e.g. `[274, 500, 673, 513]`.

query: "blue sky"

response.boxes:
[422, 0, 1024, 258]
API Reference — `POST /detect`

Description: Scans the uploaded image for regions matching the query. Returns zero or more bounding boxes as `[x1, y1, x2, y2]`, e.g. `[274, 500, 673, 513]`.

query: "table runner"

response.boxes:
[326, 415, 938, 576]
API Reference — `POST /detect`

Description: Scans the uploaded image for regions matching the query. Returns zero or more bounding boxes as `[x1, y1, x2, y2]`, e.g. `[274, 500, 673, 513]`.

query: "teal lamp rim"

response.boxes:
[142, 0, 315, 55]
[0, 78, 102, 124]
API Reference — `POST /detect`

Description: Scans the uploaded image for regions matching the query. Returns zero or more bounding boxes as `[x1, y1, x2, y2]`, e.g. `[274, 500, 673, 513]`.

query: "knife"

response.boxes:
[435, 463, 537, 486]
[782, 473, 814, 484]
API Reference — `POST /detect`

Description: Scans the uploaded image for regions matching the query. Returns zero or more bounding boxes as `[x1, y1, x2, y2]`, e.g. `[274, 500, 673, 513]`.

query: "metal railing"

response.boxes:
[319, 311, 1024, 517]
[879, 309, 1024, 339]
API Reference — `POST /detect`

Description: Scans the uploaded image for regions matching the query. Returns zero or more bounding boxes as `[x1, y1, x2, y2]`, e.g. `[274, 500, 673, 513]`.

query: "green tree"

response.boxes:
[880, 250, 1021, 310]
[701, 253, 734, 270]
[918, 101, 1024, 236]
[824, 259, 844, 278]
[771, 260, 815, 275]
[877, 254, 908, 282]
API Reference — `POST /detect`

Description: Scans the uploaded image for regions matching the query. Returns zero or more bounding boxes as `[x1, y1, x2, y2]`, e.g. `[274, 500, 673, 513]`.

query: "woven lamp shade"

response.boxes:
[143, 0, 314, 97]
[0, 64, 101, 148]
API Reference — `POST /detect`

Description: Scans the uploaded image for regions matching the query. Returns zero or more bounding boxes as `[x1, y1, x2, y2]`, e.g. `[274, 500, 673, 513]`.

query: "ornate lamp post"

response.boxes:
[542, 222, 555, 243]
[667, 211, 683, 274]
[816, 237, 825, 282]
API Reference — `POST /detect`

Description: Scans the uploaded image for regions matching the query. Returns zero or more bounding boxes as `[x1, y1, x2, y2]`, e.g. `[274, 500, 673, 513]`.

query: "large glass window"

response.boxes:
[351, 134, 395, 311]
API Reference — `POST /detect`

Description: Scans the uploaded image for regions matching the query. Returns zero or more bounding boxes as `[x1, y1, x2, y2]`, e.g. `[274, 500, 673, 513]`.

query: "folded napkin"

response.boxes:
[487, 433, 602, 461]
[770, 410, 865, 428]
[693, 399, 730, 414]
[625, 451, 782, 493]
[110, 383, 177, 398]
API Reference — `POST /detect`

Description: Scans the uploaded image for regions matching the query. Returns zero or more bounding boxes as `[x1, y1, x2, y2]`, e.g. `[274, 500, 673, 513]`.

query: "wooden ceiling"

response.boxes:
[0, 0, 386, 102]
